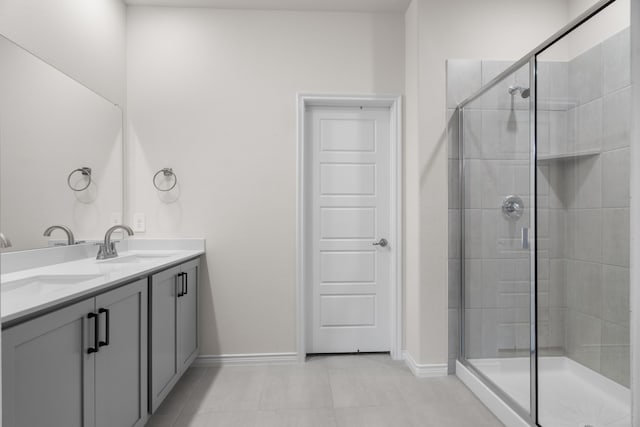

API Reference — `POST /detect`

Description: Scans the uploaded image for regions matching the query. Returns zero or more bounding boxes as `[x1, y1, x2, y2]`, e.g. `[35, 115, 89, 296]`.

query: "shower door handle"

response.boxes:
[521, 227, 530, 250]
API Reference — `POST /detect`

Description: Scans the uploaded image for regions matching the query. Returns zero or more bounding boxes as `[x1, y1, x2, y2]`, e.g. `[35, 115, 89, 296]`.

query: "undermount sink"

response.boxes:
[2, 274, 103, 296]
[99, 253, 177, 264]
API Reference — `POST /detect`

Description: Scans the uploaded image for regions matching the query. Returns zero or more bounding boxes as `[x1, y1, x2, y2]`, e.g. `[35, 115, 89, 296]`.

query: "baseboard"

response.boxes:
[403, 351, 448, 378]
[192, 352, 299, 367]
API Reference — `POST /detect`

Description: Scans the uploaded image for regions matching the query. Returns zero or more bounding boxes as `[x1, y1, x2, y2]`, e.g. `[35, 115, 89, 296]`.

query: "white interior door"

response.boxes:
[307, 105, 391, 353]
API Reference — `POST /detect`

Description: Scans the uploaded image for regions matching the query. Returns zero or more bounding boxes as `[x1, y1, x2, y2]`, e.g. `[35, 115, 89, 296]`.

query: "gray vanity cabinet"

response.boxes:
[150, 258, 199, 413]
[2, 279, 148, 427]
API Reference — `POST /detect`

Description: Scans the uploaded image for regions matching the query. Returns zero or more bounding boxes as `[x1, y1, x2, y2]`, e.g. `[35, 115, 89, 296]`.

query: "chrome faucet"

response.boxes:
[43, 225, 75, 246]
[0, 232, 12, 248]
[96, 225, 134, 260]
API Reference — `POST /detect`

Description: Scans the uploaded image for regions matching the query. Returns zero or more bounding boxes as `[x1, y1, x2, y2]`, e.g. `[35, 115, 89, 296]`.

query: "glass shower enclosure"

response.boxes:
[456, 0, 631, 425]
[460, 59, 535, 417]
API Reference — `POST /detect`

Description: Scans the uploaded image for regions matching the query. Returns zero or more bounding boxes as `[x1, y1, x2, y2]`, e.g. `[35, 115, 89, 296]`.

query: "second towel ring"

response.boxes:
[67, 167, 92, 192]
[153, 168, 177, 191]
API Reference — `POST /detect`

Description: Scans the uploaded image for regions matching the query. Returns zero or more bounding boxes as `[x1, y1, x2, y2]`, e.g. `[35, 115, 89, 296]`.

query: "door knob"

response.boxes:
[373, 238, 388, 247]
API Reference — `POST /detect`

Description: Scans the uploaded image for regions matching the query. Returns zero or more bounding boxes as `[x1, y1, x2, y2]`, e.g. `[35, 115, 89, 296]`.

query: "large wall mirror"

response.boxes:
[0, 35, 123, 252]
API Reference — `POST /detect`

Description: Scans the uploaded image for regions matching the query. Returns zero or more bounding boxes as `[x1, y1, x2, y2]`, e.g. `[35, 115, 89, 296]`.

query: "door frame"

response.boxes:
[296, 94, 403, 361]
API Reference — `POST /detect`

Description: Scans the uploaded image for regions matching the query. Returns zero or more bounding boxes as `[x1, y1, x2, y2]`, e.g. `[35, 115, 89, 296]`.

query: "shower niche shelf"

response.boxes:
[537, 149, 600, 163]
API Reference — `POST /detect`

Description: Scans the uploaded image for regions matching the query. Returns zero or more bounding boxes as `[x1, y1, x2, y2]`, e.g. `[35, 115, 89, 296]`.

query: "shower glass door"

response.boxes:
[457, 2, 631, 425]
[461, 61, 535, 418]
[535, 1, 632, 425]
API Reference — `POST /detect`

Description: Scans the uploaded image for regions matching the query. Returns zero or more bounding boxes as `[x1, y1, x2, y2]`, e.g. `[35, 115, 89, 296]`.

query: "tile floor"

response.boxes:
[147, 354, 504, 427]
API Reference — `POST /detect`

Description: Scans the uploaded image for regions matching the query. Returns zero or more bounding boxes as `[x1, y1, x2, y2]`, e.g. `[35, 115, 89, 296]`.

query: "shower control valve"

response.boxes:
[502, 195, 524, 221]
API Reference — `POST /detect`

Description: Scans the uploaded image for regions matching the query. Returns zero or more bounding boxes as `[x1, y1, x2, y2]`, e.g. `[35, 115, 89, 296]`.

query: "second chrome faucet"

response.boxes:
[96, 225, 134, 260]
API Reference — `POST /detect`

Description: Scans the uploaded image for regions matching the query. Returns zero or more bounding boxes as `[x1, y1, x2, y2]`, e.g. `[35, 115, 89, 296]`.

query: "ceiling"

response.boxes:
[124, 0, 412, 13]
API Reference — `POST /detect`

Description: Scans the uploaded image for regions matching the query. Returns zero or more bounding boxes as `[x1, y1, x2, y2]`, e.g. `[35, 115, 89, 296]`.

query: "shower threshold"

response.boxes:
[459, 357, 630, 427]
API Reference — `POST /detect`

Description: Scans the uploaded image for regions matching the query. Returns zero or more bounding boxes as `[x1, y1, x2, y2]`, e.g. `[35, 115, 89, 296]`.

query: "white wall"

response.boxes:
[567, 0, 630, 57]
[0, 0, 127, 105]
[569, 0, 630, 21]
[127, 7, 405, 356]
[404, 0, 421, 362]
[404, 0, 570, 365]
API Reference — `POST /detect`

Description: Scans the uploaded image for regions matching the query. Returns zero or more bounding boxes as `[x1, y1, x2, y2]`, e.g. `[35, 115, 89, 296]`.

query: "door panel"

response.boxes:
[95, 279, 147, 427]
[2, 299, 94, 427]
[320, 251, 376, 283]
[320, 207, 375, 239]
[320, 295, 376, 326]
[319, 119, 375, 151]
[150, 265, 180, 412]
[308, 106, 391, 353]
[320, 164, 376, 195]
[179, 259, 199, 370]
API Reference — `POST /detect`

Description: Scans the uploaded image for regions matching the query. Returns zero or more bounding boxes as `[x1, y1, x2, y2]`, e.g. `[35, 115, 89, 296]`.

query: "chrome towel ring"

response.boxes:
[153, 168, 177, 191]
[67, 167, 92, 192]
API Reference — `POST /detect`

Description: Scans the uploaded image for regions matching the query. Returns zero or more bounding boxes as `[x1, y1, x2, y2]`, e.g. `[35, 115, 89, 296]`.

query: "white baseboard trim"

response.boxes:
[192, 352, 300, 367]
[403, 351, 448, 378]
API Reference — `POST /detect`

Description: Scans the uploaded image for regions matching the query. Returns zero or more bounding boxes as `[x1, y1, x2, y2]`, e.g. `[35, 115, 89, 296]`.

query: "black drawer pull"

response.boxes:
[177, 272, 184, 297]
[98, 308, 110, 347]
[183, 272, 188, 295]
[87, 312, 99, 354]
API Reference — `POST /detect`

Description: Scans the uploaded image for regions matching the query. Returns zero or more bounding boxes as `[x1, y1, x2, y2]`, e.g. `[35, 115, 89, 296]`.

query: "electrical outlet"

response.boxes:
[133, 212, 146, 233]
[110, 212, 122, 226]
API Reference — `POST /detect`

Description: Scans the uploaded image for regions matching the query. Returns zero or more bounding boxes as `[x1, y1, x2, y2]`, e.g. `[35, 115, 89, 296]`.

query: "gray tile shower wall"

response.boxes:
[549, 27, 631, 387]
[446, 27, 631, 386]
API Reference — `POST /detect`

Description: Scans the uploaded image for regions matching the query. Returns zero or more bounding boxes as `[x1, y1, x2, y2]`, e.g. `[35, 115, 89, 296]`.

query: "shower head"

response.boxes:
[508, 85, 530, 99]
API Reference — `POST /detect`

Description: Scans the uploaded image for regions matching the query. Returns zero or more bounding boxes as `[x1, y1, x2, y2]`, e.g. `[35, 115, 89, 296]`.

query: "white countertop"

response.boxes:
[1, 240, 205, 326]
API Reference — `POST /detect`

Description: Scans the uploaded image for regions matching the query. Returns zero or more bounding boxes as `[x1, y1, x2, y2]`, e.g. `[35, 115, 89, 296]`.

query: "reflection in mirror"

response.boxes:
[0, 36, 123, 252]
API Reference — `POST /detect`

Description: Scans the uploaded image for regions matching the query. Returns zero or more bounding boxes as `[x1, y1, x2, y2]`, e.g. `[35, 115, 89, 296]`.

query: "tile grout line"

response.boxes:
[324, 362, 340, 425]
[168, 367, 211, 427]
[255, 364, 270, 411]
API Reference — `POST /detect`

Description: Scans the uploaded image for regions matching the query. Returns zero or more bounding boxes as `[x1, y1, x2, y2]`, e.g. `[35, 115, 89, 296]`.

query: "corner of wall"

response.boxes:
[403, 0, 422, 362]
[403, 350, 449, 378]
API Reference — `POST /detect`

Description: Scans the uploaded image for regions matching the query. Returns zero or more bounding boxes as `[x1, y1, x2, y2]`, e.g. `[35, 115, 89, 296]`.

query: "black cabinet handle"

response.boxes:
[177, 272, 184, 297]
[87, 312, 99, 354]
[98, 308, 110, 347]
[184, 272, 188, 295]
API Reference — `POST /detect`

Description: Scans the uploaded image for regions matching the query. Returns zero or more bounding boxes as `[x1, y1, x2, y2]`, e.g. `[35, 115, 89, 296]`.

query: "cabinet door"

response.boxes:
[2, 299, 95, 427]
[179, 258, 199, 371]
[95, 279, 148, 427]
[150, 265, 181, 412]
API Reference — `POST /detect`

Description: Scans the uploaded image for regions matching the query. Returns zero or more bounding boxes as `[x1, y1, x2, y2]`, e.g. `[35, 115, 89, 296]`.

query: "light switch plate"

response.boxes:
[133, 212, 146, 233]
